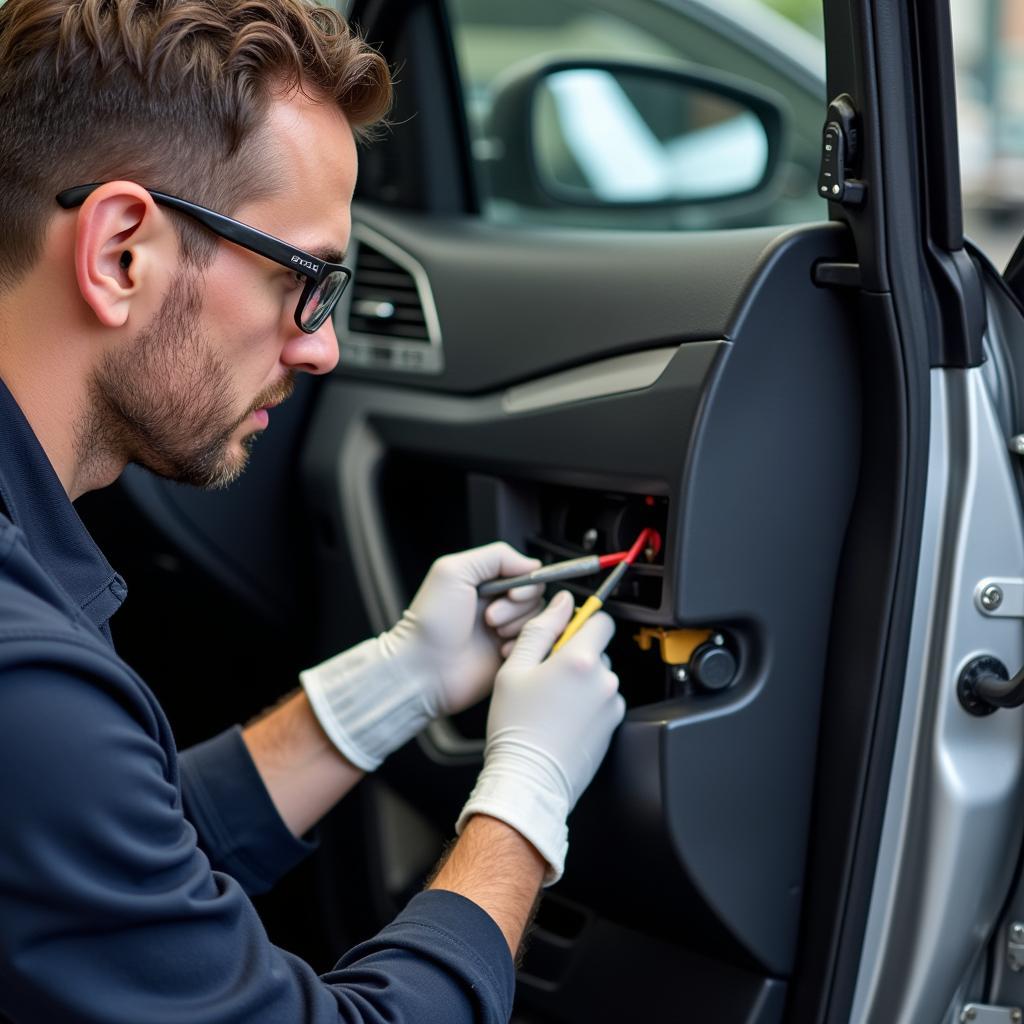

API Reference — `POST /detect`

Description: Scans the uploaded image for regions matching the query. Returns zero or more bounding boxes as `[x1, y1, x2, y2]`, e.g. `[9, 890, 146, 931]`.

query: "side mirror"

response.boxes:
[485, 58, 788, 210]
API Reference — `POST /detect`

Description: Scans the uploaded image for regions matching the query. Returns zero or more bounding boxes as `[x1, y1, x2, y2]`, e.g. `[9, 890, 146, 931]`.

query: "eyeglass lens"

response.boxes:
[301, 271, 350, 331]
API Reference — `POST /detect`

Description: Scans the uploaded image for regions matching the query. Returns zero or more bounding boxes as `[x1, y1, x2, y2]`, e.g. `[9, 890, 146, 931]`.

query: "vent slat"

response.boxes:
[356, 269, 416, 288]
[352, 287, 422, 305]
[350, 300, 425, 325]
[355, 251, 402, 270]
[351, 319, 431, 340]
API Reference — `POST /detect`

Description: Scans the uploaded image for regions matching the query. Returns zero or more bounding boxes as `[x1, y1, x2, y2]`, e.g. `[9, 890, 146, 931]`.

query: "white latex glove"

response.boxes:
[300, 542, 545, 771]
[455, 590, 626, 884]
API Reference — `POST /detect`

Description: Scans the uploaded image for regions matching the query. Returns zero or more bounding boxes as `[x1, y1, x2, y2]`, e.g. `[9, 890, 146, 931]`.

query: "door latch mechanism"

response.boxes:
[819, 94, 867, 206]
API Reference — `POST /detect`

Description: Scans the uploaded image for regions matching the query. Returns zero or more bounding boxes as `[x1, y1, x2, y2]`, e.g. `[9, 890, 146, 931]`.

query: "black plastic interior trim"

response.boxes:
[908, 0, 964, 252]
[336, 203, 830, 394]
[788, 0, 935, 1021]
[432, 0, 480, 214]
[908, 0, 986, 368]
[351, 0, 474, 215]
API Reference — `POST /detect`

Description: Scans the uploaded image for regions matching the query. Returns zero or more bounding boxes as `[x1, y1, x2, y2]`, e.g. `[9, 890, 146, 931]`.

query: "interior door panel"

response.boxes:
[300, 205, 862, 1019]
[76, 200, 864, 1023]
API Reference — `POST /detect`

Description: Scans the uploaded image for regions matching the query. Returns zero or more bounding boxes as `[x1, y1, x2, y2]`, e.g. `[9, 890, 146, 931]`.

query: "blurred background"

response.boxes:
[952, 0, 1024, 267]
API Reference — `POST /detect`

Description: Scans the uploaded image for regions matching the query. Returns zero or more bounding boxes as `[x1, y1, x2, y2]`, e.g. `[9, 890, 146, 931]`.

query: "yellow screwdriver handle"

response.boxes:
[551, 595, 604, 653]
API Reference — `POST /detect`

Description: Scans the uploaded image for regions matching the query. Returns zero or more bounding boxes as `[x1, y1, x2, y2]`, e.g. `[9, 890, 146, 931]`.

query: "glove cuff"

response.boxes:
[455, 737, 572, 885]
[299, 636, 433, 772]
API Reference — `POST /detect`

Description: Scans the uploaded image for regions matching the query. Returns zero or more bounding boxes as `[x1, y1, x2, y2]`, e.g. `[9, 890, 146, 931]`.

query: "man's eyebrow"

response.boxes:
[306, 246, 347, 265]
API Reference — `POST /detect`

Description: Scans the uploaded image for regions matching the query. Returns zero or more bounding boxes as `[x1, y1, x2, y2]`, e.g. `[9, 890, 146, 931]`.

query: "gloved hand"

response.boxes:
[300, 542, 545, 772]
[455, 590, 626, 884]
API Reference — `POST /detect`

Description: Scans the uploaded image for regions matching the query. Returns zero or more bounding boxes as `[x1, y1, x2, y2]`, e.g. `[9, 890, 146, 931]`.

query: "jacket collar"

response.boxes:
[0, 376, 126, 638]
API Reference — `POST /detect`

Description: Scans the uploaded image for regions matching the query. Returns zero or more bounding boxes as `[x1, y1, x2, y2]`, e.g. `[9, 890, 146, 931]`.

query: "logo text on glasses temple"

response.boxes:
[290, 255, 321, 273]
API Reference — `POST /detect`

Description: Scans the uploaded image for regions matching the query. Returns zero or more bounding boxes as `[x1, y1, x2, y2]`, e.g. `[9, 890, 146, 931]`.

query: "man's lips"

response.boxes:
[247, 400, 280, 428]
[245, 374, 296, 430]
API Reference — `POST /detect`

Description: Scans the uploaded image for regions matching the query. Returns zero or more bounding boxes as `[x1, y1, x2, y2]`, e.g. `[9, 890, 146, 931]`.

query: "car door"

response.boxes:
[73, 0, 1024, 1021]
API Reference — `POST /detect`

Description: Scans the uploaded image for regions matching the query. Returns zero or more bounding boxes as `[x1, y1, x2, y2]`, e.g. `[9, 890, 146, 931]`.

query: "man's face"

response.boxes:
[84, 90, 354, 488]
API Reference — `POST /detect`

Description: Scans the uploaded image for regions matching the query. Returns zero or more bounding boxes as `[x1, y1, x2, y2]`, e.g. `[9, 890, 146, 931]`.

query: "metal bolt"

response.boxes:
[582, 528, 599, 552]
[831, 184, 841, 195]
[673, 666, 689, 683]
[982, 584, 1004, 611]
[712, 634, 725, 647]
[1011, 1009, 1022, 1023]
[1012, 922, 1024, 942]
[962, 1008, 977, 1022]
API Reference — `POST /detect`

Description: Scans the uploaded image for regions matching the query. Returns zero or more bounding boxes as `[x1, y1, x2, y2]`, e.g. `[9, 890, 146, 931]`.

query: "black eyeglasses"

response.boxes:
[56, 184, 351, 334]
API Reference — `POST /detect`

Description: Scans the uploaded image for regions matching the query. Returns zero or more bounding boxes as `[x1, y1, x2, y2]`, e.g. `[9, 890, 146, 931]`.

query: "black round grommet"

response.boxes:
[957, 655, 1010, 717]
[691, 644, 737, 692]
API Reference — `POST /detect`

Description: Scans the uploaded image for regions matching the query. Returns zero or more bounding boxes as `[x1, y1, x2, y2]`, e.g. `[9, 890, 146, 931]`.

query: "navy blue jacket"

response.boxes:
[0, 377, 514, 1023]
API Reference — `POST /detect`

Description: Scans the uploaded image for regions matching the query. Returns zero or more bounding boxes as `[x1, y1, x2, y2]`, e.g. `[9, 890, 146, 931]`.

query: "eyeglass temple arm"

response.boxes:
[56, 184, 323, 277]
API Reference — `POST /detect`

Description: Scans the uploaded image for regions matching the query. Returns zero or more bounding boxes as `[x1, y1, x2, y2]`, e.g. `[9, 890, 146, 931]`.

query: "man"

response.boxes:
[0, 0, 625, 1021]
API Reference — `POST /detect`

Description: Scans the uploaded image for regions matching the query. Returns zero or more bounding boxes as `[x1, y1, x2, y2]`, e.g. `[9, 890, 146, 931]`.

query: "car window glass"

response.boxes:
[952, 0, 1024, 269]
[446, 0, 826, 230]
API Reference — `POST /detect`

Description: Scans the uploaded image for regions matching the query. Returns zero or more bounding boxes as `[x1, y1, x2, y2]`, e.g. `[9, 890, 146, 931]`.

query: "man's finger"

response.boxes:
[441, 542, 541, 587]
[484, 591, 543, 628]
[554, 609, 616, 660]
[503, 591, 574, 670]
[494, 603, 545, 639]
[506, 582, 544, 604]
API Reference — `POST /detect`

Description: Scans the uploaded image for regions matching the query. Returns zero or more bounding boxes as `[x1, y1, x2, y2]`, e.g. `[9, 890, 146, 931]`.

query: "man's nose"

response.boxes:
[280, 315, 340, 376]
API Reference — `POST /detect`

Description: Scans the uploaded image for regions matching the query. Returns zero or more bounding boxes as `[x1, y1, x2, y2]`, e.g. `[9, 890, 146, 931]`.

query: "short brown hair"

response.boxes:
[0, 0, 392, 290]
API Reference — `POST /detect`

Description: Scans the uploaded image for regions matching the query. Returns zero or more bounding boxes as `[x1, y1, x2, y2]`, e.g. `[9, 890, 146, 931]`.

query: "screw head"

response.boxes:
[1011, 1009, 1022, 1023]
[962, 1008, 977, 1022]
[673, 666, 689, 683]
[582, 528, 599, 552]
[1012, 922, 1024, 941]
[712, 634, 725, 647]
[982, 584, 1004, 611]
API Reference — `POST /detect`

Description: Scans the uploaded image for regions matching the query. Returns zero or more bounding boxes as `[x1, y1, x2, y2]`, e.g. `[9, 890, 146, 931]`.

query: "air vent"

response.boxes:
[349, 244, 429, 341]
[338, 224, 443, 374]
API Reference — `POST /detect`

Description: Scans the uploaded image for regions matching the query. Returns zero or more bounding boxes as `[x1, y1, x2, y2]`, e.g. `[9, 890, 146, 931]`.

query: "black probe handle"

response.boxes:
[477, 555, 602, 597]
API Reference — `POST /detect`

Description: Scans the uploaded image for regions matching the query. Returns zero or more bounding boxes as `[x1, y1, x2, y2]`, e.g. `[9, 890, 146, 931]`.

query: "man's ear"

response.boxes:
[72, 181, 172, 328]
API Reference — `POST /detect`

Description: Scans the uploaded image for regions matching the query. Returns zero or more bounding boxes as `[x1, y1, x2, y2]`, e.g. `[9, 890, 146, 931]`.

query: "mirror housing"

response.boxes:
[484, 57, 789, 211]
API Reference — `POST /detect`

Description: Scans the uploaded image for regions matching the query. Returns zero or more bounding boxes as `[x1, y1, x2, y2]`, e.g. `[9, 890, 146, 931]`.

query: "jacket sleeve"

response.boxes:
[180, 724, 315, 895]
[0, 644, 515, 1024]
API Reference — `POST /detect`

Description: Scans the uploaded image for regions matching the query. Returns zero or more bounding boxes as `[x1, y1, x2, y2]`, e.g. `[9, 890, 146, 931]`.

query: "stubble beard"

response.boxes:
[79, 270, 290, 490]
